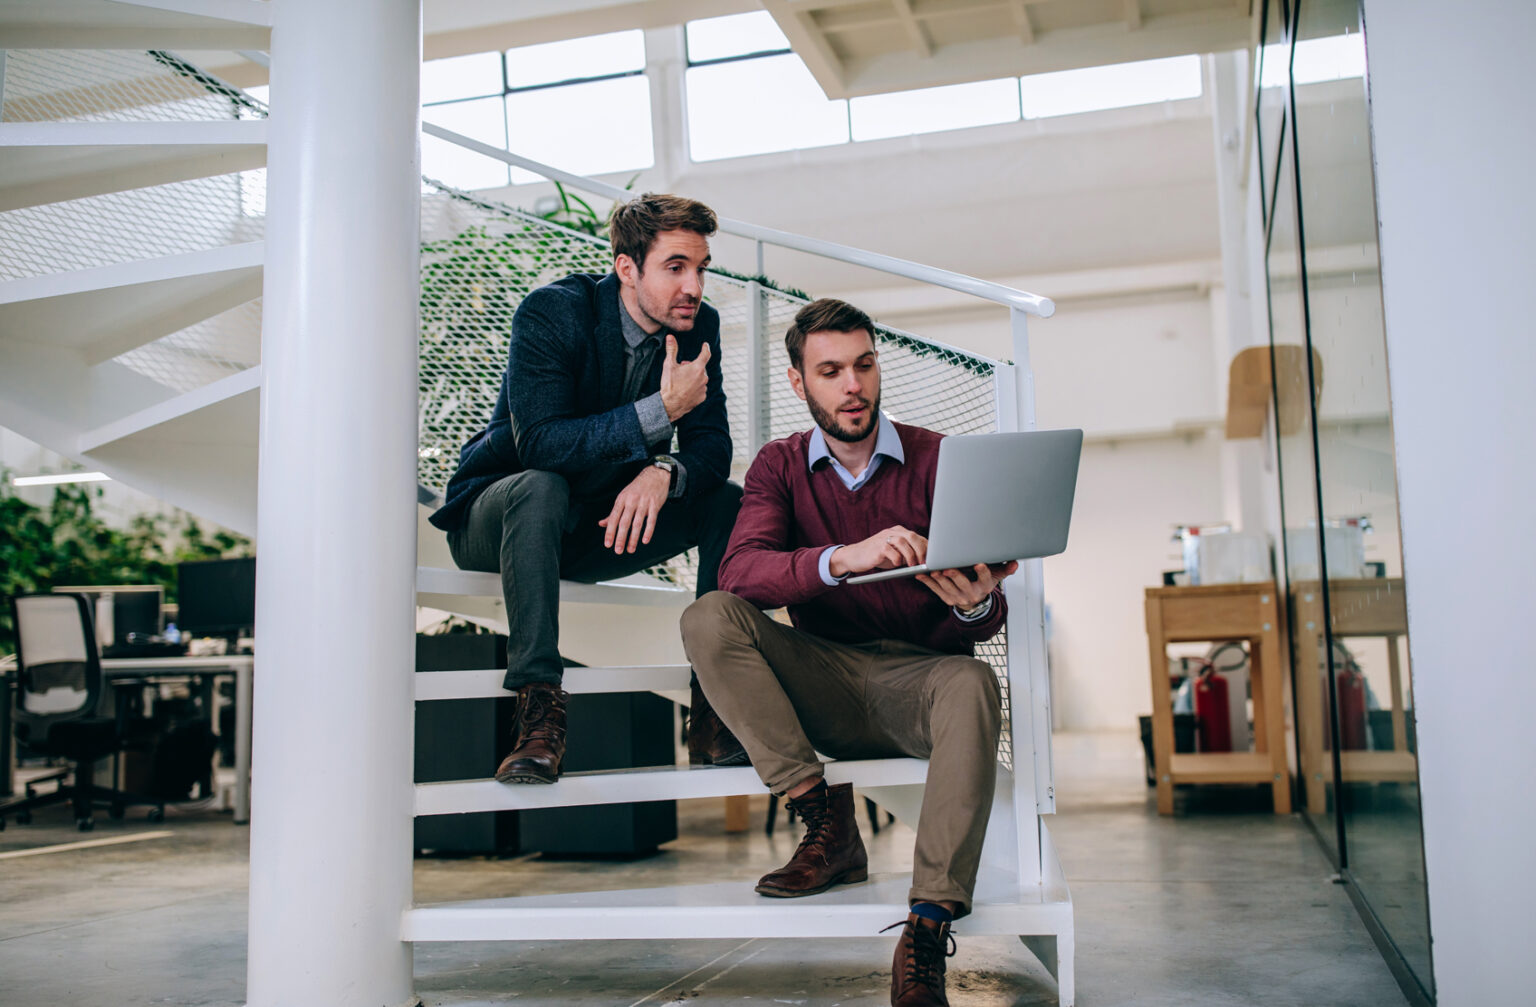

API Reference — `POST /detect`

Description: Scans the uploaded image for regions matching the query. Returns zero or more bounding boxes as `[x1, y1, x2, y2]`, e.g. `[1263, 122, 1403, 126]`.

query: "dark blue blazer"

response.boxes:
[429, 271, 732, 532]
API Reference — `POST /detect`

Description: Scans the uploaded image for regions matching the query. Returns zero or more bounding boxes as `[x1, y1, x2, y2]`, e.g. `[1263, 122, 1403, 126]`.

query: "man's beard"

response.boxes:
[807, 387, 881, 444]
[637, 282, 699, 332]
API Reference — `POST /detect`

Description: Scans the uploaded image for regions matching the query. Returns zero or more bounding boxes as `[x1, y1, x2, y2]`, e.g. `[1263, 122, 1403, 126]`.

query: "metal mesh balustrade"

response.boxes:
[0, 49, 267, 386]
[0, 49, 265, 123]
[5, 48, 1021, 769]
[414, 182, 1014, 769]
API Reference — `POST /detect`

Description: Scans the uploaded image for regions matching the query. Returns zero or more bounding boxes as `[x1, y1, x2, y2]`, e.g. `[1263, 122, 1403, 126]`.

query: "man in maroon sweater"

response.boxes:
[680, 298, 1017, 1007]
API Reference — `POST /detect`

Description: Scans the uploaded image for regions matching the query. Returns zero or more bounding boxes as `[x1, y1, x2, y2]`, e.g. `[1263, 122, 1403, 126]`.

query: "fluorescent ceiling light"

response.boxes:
[11, 472, 112, 487]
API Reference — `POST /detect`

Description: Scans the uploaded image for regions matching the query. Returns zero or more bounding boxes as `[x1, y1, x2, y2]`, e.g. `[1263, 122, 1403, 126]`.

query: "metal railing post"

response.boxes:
[746, 272, 769, 456]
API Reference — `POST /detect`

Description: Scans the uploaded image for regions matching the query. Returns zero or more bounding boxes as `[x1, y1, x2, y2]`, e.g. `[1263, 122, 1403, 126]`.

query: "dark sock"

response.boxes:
[910, 902, 953, 925]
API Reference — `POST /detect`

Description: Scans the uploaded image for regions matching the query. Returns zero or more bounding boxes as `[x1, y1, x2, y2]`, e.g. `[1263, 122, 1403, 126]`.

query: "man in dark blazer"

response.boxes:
[429, 193, 745, 784]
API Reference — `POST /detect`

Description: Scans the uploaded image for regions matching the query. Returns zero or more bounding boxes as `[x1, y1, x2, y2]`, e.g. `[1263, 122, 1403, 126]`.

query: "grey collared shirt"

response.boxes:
[618, 295, 686, 498]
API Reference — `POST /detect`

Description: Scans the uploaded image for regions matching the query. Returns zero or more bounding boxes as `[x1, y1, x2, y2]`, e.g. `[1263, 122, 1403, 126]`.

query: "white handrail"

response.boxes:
[421, 122, 1055, 319]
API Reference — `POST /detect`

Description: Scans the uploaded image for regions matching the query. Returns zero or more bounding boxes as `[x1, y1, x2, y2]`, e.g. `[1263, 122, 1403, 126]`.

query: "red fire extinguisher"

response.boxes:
[1336, 659, 1369, 751]
[1194, 661, 1233, 753]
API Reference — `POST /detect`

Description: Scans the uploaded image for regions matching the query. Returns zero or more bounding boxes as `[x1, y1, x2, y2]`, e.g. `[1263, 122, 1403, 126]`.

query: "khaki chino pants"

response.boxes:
[680, 590, 1002, 915]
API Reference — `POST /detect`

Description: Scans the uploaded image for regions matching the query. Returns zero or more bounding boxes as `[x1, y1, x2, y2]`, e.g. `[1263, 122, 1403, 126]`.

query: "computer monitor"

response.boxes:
[177, 557, 257, 645]
[51, 585, 163, 651]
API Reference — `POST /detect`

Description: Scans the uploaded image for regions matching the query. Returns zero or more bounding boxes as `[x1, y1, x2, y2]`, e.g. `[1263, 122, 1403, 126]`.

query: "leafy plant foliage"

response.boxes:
[0, 476, 251, 656]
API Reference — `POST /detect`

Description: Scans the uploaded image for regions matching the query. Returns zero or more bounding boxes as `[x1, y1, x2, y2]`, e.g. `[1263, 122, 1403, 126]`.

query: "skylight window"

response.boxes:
[1020, 55, 1203, 119]
[505, 30, 645, 90]
[850, 79, 1021, 142]
[686, 10, 791, 63]
[419, 30, 652, 190]
[687, 53, 849, 162]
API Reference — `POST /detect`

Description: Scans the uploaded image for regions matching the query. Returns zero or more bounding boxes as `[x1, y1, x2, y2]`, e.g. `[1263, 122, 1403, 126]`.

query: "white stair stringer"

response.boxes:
[0, 121, 267, 212]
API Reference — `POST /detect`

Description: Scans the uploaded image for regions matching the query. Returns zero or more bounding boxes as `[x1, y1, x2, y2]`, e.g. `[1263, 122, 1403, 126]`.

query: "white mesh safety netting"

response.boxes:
[417, 183, 1015, 769]
[5, 50, 1022, 769]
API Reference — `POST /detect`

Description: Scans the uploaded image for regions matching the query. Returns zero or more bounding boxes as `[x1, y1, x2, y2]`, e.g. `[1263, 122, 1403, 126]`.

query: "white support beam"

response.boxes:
[1010, 1, 1035, 45]
[246, 3, 421, 1007]
[77, 364, 259, 452]
[891, 0, 933, 58]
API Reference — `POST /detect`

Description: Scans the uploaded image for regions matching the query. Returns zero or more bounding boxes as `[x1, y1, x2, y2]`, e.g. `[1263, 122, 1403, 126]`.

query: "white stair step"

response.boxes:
[416, 565, 691, 608]
[78, 364, 258, 451]
[415, 664, 692, 702]
[402, 869, 1072, 942]
[415, 758, 929, 816]
[0, 121, 267, 212]
[1, 0, 271, 49]
[0, 242, 263, 365]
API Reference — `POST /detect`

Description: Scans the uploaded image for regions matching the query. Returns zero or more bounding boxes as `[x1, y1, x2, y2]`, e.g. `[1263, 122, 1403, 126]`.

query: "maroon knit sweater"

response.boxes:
[718, 421, 1007, 655]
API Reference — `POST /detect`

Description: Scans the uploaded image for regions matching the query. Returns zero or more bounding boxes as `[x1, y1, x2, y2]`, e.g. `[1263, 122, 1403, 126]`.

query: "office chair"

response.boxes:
[0, 594, 165, 832]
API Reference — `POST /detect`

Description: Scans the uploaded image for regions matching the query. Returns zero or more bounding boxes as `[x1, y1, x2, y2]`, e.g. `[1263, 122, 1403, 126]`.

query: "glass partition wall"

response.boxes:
[1257, 1, 1433, 1002]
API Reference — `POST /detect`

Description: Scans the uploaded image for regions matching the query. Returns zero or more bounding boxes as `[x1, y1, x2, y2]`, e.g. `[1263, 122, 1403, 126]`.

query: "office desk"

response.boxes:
[1145, 582, 1291, 815]
[1290, 579, 1414, 815]
[101, 655, 254, 824]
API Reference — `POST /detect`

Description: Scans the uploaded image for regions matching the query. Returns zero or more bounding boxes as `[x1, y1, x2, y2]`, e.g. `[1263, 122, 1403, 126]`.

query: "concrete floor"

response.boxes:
[0, 731, 1408, 1006]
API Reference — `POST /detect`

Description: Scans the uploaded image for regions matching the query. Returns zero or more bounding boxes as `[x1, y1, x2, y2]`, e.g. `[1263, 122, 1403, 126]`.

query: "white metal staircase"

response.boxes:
[0, 8, 1073, 1004]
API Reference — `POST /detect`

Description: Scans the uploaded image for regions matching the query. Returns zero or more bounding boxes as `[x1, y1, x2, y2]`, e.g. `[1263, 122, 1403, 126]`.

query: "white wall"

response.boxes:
[875, 288, 1231, 730]
[1362, 2, 1536, 1003]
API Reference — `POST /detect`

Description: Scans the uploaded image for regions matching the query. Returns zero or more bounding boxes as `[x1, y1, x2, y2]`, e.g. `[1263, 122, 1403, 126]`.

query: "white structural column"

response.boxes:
[1362, 3, 1536, 1004]
[247, 2, 422, 1006]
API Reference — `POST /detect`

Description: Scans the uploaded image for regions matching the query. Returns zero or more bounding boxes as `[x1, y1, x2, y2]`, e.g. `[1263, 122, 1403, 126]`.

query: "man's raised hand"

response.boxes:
[660, 334, 711, 422]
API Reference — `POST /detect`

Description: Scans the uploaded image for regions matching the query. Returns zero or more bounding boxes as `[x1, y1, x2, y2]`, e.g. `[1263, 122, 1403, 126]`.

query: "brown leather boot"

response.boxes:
[755, 781, 868, 897]
[885, 914, 956, 1007]
[494, 682, 569, 785]
[686, 679, 748, 766]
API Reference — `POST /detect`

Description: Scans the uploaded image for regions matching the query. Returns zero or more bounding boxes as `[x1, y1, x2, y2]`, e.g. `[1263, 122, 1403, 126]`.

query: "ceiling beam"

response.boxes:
[891, 0, 933, 58]
[1010, 1, 1035, 44]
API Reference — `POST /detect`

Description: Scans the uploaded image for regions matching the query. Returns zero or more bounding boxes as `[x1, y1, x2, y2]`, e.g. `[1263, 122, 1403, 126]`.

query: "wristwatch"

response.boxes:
[651, 454, 678, 490]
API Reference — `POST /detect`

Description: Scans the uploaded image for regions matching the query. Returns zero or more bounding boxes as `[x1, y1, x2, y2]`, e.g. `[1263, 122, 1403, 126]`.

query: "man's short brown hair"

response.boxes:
[784, 298, 876, 372]
[609, 193, 718, 271]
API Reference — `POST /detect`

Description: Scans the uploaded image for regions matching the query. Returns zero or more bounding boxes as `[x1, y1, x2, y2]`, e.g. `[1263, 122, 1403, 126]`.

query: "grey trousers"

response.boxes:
[448, 470, 742, 689]
[680, 590, 1002, 915]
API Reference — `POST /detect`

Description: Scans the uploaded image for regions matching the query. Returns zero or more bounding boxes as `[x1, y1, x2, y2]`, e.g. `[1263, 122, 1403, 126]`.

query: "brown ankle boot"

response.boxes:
[686, 679, 748, 766]
[755, 781, 868, 897]
[494, 682, 569, 784]
[885, 914, 956, 1007]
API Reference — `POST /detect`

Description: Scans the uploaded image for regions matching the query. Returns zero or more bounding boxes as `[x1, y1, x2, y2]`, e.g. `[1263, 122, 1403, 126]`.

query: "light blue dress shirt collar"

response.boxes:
[807, 411, 904, 491]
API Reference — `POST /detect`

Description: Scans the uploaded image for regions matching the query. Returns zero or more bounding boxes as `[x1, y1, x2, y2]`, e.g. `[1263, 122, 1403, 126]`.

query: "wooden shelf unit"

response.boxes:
[1144, 582, 1291, 815]
[1290, 578, 1415, 813]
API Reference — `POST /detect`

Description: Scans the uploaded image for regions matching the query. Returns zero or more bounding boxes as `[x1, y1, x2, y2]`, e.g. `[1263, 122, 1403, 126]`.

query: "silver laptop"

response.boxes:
[845, 429, 1083, 585]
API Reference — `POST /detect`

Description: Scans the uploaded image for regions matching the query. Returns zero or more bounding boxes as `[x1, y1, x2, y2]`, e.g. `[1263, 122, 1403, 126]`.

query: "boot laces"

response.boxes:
[518, 688, 567, 744]
[880, 919, 957, 989]
[787, 790, 834, 863]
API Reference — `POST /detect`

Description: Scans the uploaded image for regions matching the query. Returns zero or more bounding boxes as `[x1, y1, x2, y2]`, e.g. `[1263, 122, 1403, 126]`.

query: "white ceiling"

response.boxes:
[763, 0, 1255, 98]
